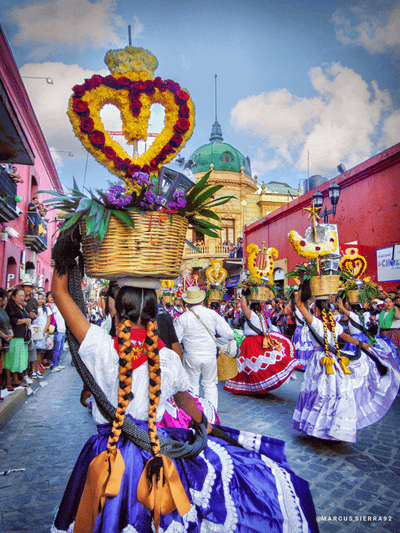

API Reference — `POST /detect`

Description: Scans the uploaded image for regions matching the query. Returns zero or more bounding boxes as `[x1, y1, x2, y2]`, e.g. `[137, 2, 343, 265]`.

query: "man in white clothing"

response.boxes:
[174, 286, 234, 411]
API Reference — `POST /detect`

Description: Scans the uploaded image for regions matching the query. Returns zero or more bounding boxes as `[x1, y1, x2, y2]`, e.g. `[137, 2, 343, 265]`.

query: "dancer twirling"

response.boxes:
[292, 283, 400, 443]
[224, 288, 302, 396]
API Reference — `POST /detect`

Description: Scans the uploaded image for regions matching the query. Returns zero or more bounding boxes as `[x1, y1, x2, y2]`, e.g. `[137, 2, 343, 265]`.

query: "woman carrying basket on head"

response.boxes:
[292, 282, 400, 443]
[50, 258, 319, 533]
[224, 287, 302, 397]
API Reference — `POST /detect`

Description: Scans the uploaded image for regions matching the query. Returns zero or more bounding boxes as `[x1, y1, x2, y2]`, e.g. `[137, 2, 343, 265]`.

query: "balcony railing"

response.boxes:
[0, 167, 18, 222]
[183, 242, 243, 260]
[23, 211, 48, 253]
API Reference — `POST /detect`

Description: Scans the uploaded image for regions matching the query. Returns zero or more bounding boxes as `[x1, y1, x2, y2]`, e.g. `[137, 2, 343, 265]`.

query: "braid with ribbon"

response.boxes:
[255, 310, 282, 350]
[320, 309, 335, 374]
[328, 310, 352, 375]
[106, 320, 134, 452]
[145, 320, 162, 457]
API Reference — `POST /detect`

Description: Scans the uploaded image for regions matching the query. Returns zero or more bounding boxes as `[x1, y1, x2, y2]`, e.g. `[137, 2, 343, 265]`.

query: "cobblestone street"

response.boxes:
[0, 351, 399, 533]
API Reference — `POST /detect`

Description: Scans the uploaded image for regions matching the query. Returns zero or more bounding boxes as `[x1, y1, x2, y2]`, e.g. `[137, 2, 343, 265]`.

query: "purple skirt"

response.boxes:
[51, 416, 319, 532]
[292, 336, 400, 442]
[292, 325, 314, 369]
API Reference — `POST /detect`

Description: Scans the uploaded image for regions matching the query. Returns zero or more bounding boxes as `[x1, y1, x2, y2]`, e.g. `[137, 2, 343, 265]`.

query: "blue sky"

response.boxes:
[1, 0, 399, 192]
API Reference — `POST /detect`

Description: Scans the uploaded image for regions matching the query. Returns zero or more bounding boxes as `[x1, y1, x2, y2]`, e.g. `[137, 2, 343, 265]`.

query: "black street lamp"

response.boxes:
[312, 182, 341, 223]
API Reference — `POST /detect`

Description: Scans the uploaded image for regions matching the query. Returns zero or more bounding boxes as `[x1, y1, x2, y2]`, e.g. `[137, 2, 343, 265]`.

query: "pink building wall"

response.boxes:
[0, 28, 61, 290]
[244, 143, 400, 292]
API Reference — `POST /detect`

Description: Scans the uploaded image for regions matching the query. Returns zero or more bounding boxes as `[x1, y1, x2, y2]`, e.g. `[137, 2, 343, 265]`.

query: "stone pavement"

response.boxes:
[0, 353, 399, 533]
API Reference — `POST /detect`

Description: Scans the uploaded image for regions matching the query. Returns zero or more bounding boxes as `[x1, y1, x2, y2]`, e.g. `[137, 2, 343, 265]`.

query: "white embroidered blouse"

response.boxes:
[79, 324, 190, 425]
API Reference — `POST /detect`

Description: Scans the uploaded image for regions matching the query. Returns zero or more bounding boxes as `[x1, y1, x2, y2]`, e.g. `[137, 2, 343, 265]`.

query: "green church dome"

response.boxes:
[189, 120, 251, 177]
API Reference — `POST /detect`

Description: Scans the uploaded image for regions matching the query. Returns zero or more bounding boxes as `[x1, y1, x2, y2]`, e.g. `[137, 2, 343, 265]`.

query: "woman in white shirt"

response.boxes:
[224, 291, 302, 397]
[51, 270, 319, 533]
[293, 288, 400, 443]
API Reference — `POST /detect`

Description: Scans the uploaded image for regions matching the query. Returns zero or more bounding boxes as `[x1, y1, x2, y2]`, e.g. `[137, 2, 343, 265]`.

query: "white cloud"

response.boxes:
[332, 4, 400, 55]
[6, 0, 143, 59]
[20, 62, 108, 155]
[251, 149, 281, 178]
[20, 61, 169, 163]
[230, 62, 394, 178]
[48, 147, 64, 170]
[382, 109, 400, 148]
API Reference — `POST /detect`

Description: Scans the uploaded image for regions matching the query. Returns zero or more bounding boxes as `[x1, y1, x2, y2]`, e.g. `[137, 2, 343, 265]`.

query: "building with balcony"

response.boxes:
[0, 26, 61, 291]
[180, 117, 301, 287]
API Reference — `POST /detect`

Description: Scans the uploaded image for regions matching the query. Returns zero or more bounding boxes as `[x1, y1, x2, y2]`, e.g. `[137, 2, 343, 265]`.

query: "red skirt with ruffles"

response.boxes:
[224, 332, 301, 396]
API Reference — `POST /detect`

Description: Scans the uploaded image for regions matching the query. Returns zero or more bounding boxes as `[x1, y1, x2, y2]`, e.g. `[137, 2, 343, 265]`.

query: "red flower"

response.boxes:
[142, 164, 150, 173]
[165, 79, 180, 92]
[134, 80, 145, 90]
[130, 99, 142, 115]
[300, 240, 306, 246]
[89, 130, 105, 149]
[91, 74, 103, 87]
[84, 78, 95, 90]
[144, 80, 155, 93]
[72, 84, 86, 97]
[170, 134, 183, 147]
[153, 77, 163, 89]
[114, 157, 124, 169]
[117, 77, 131, 87]
[80, 116, 94, 133]
[105, 75, 117, 85]
[315, 246, 321, 251]
[178, 104, 190, 118]
[72, 99, 89, 116]
[175, 89, 189, 104]
[102, 146, 116, 160]
[174, 118, 190, 133]
[129, 87, 141, 99]
[127, 164, 141, 175]
[123, 158, 131, 169]
[150, 158, 160, 170]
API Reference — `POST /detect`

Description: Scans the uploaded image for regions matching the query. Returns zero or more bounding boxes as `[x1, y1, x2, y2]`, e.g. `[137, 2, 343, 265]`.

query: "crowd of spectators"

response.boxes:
[0, 281, 66, 399]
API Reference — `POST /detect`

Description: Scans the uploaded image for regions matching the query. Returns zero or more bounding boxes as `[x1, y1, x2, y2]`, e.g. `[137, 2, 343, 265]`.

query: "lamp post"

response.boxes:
[50, 150, 73, 157]
[312, 182, 341, 224]
[22, 76, 54, 85]
[157, 166, 195, 207]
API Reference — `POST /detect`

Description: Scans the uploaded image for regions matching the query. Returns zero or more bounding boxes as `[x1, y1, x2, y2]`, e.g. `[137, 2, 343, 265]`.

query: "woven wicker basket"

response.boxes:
[310, 275, 341, 299]
[248, 286, 273, 301]
[208, 289, 224, 302]
[347, 290, 360, 304]
[80, 212, 189, 279]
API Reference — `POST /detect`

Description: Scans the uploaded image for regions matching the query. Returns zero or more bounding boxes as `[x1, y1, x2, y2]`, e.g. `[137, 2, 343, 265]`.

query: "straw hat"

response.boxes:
[182, 286, 206, 304]
[21, 279, 33, 286]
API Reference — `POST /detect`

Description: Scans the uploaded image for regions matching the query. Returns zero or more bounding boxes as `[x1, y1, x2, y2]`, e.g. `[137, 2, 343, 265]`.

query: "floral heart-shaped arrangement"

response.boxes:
[67, 46, 195, 192]
[247, 243, 278, 281]
[339, 248, 367, 278]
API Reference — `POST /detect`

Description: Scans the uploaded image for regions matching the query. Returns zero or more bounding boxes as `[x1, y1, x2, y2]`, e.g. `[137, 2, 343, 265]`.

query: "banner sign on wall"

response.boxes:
[377, 246, 400, 283]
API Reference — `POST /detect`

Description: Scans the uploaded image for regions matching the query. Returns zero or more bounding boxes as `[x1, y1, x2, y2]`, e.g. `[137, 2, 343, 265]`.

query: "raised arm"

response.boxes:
[240, 293, 252, 320]
[337, 298, 350, 317]
[51, 271, 90, 344]
[296, 289, 314, 325]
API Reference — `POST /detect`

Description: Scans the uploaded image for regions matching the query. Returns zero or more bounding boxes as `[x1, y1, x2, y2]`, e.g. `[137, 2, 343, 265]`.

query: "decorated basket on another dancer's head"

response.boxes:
[245, 242, 278, 301]
[205, 259, 227, 303]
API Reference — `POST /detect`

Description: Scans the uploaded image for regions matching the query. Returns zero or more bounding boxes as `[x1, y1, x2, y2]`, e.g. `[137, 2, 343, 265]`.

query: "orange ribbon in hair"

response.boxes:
[262, 334, 282, 351]
[74, 448, 125, 533]
[137, 454, 191, 533]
